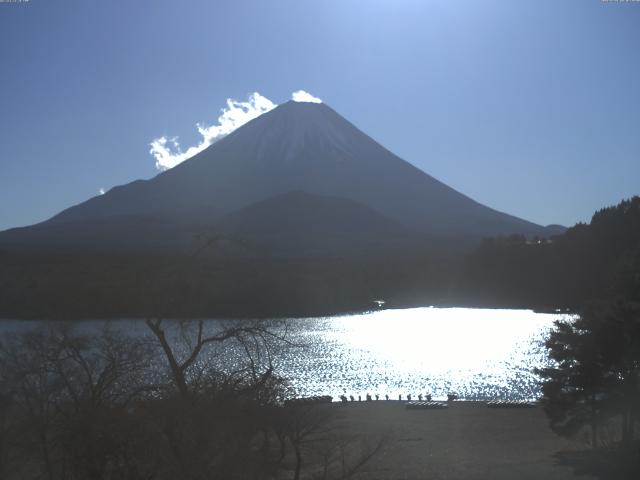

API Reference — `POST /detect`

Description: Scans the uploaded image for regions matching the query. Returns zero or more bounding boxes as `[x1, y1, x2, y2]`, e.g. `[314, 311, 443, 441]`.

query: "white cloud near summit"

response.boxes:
[291, 90, 322, 103]
[150, 90, 322, 170]
[150, 92, 276, 171]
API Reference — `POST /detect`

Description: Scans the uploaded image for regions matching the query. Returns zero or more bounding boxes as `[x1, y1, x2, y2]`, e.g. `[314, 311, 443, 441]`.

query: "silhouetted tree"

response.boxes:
[0, 323, 156, 480]
[537, 301, 640, 449]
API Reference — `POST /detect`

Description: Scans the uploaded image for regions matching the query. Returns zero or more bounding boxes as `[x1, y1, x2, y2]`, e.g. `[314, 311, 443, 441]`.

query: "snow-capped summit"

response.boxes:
[0, 100, 564, 254]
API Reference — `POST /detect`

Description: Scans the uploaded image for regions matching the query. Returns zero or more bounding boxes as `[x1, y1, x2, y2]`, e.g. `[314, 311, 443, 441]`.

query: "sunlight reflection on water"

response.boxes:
[276, 307, 563, 401]
[0, 307, 565, 401]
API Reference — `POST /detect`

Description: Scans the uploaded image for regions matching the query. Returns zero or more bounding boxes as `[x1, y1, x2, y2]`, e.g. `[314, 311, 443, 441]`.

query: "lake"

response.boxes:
[0, 307, 564, 401]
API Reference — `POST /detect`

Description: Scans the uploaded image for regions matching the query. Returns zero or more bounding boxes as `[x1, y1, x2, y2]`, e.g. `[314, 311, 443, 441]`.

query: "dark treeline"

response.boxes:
[0, 252, 457, 319]
[0, 320, 384, 480]
[525, 197, 640, 477]
[457, 196, 640, 309]
[0, 197, 638, 319]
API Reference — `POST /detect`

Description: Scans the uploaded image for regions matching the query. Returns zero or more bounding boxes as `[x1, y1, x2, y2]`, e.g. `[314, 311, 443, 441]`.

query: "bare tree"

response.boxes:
[144, 317, 288, 400]
[141, 317, 292, 479]
[0, 319, 387, 480]
[279, 403, 387, 480]
[0, 323, 156, 480]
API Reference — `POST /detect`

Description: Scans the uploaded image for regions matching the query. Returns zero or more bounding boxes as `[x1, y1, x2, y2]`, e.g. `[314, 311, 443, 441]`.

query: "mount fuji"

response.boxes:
[0, 101, 564, 256]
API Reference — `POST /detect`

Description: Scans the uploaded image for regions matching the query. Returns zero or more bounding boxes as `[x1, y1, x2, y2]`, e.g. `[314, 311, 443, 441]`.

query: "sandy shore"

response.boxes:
[326, 401, 595, 480]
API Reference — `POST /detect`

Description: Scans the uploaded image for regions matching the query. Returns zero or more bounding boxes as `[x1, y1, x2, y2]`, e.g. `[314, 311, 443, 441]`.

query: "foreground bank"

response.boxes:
[325, 401, 610, 480]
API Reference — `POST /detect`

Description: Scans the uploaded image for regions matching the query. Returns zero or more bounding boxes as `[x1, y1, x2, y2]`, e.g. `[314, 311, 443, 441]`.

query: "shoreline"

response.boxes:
[0, 303, 575, 322]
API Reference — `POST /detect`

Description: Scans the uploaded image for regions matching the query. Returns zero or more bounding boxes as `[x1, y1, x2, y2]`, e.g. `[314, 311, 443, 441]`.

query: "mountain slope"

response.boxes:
[0, 101, 563, 254]
[213, 191, 423, 257]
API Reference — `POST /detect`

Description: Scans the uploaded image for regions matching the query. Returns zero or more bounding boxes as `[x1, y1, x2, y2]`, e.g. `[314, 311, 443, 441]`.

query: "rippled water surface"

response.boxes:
[0, 307, 563, 401]
[276, 307, 561, 401]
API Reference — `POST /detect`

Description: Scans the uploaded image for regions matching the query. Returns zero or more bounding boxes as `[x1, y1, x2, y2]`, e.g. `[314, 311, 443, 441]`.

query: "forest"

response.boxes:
[458, 196, 640, 308]
[0, 197, 638, 319]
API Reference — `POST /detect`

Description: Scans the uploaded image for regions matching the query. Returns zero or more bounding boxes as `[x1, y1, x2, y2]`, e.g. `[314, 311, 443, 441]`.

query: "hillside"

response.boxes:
[0, 101, 562, 256]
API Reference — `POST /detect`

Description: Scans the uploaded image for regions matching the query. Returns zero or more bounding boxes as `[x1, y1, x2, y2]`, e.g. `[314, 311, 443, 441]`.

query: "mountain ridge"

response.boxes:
[0, 100, 565, 254]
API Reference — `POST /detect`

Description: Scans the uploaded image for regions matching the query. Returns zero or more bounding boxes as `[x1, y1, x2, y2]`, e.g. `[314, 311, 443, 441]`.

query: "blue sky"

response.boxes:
[0, 0, 639, 230]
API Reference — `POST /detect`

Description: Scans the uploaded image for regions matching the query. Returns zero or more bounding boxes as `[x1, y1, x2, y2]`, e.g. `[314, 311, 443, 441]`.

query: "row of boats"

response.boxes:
[339, 393, 441, 402]
[286, 395, 537, 409]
